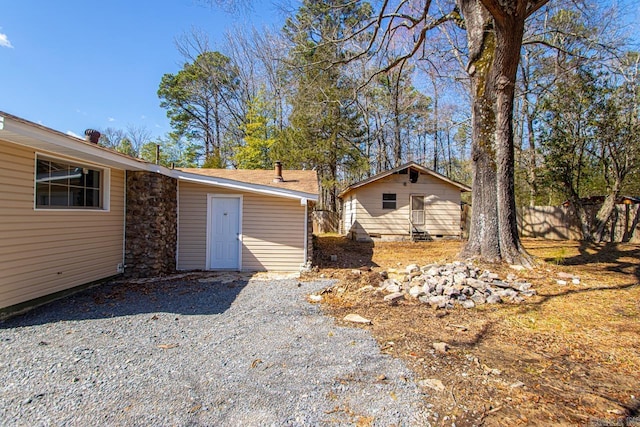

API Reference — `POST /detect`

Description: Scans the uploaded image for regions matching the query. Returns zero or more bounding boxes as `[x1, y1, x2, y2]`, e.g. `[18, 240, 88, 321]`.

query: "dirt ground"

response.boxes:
[305, 236, 640, 426]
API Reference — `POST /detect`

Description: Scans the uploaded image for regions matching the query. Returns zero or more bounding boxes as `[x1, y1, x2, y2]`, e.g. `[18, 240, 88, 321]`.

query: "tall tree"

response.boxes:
[234, 90, 277, 169]
[281, 0, 371, 211]
[158, 50, 240, 167]
[455, 0, 549, 266]
[540, 57, 640, 241]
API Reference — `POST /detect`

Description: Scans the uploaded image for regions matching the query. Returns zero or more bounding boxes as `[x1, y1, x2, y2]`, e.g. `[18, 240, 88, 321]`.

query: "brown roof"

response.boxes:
[338, 161, 471, 198]
[177, 168, 318, 195]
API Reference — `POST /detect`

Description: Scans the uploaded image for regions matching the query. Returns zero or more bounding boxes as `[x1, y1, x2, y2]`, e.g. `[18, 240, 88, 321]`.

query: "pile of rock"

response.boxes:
[372, 261, 536, 309]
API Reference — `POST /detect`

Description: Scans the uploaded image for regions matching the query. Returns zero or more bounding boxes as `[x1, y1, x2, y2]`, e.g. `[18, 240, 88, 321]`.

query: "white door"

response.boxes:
[208, 196, 241, 270]
[411, 195, 425, 227]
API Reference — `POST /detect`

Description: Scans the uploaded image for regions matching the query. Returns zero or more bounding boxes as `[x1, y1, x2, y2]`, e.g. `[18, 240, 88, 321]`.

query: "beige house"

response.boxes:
[339, 162, 470, 241]
[0, 112, 317, 316]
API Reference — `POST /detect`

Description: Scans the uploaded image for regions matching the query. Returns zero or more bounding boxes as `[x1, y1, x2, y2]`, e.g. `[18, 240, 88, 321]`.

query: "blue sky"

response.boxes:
[1, 1, 638, 142]
[0, 0, 283, 139]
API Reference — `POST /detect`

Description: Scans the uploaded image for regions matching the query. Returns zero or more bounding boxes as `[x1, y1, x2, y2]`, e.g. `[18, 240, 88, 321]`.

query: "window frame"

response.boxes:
[382, 193, 397, 210]
[34, 154, 111, 212]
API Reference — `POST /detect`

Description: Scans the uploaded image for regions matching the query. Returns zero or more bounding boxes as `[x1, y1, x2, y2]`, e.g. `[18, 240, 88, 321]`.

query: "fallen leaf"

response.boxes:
[251, 359, 262, 368]
[189, 404, 202, 413]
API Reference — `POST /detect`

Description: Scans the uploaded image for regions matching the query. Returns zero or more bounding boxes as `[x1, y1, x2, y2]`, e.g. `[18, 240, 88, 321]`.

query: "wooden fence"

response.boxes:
[517, 204, 640, 243]
[312, 210, 340, 234]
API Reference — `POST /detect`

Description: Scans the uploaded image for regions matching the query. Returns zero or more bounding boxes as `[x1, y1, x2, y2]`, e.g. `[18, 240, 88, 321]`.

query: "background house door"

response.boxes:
[208, 196, 241, 270]
[411, 195, 425, 229]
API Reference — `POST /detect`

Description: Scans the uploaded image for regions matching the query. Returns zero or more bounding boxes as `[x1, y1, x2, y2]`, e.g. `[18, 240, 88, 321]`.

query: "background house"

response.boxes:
[339, 162, 470, 241]
[0, 112, 317, 317]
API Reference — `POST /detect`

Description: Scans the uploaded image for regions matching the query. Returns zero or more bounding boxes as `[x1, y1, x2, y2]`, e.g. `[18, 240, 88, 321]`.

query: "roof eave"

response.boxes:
[175, 170, 319, 202]
[0, 113, 150, 171]
[338, 161, 471, 197]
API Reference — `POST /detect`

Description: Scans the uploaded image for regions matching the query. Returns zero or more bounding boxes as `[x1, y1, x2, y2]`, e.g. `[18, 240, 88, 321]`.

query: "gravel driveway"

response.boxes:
[0, 273, 430, 426]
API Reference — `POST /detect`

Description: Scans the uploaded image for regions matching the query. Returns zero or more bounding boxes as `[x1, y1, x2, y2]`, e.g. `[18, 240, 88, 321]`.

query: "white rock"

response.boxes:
[486, 294, 502, 304]
[418, 378, 446, 392]
[343, 314, 372, 324]
[453, 273, 467, 285]
[517, 282, 532, 291]
[556, 279, 568, 286]
[461, 300, 475, 309]
[510, 264, 526, 271]
[381, 278, 399, 290]
[409, 285, 424, 298]
[385, 284, 401, 293]
[486, 272, 499, 281]
[358, 285, 375, 292]
[426, 267, 440, 277]
[406, 264, 420, 274]
[428, 295, 449, 308]
[572, 277, 581, 285]
[308, 294, 322, 302]
[471, 294, 486, 304]
[433, 342, 449, 353]
[383, 292, 405, 304]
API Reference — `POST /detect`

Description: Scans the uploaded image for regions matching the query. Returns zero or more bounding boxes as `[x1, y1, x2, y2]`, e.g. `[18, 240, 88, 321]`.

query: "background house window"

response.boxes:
[382, 193, 396, 209]
[36, 158, 102, 209]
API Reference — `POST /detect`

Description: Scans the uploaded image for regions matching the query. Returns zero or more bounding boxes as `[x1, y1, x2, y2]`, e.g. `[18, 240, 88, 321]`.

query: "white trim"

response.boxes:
[303, 202, 308, 264]
[206, 194, 243, 271]
[1, 114, 149, 171]
[176, 180, 180, 270]
[177, 172, 317, 202]
[122, 171, 127, 272]
[339, 161, 471, 198]
[33, 153, 111, 212]
[1, 113, 319, 203]
[1, 112, 319, 204]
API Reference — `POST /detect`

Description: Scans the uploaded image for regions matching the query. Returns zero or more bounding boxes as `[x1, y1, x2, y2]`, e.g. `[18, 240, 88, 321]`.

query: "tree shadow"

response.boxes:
[512, 281, 639, 316]
[545, 241, 640, 282]
[447, 320, 495, 348]
[313, 235, 378, 269]
[0, 273, 250, 329]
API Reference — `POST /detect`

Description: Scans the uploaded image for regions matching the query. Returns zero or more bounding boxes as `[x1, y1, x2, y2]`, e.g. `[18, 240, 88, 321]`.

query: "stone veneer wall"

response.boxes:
[125, 171, 178, 278]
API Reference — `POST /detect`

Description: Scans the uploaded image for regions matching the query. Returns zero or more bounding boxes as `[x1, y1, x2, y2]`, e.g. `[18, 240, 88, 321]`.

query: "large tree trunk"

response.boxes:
[493, 13, 531, 265]
[458, 0, 532, 266]
[458, 0, 501, 261]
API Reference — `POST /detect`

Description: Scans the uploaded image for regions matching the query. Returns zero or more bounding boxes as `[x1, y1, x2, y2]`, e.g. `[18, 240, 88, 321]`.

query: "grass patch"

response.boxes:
[310, 236, 640, 426]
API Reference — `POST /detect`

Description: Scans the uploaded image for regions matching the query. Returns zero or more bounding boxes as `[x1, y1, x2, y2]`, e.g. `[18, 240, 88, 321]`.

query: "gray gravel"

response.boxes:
[0, 273, 431, 426]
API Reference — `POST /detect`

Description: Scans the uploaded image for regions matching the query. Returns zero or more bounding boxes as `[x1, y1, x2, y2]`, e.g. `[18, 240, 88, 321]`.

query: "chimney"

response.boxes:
[84, 129, 101, 144]
[273, 161, 283, 183]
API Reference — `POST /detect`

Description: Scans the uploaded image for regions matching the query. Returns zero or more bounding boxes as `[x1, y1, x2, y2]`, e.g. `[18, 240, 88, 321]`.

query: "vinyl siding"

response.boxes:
[178, 181, 306, 271]
[350, 172, 462, 238]
[342, 195, 356, 234]
[0, 139, 125, 310]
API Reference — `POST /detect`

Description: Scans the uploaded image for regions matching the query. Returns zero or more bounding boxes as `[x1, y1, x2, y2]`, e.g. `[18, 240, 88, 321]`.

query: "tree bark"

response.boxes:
[458, 0, 533, 266]
[458, 0, 501, 262]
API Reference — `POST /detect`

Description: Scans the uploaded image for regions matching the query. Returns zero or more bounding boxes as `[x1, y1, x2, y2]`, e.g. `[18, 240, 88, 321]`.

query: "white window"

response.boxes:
[35, 156, 105, 209]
